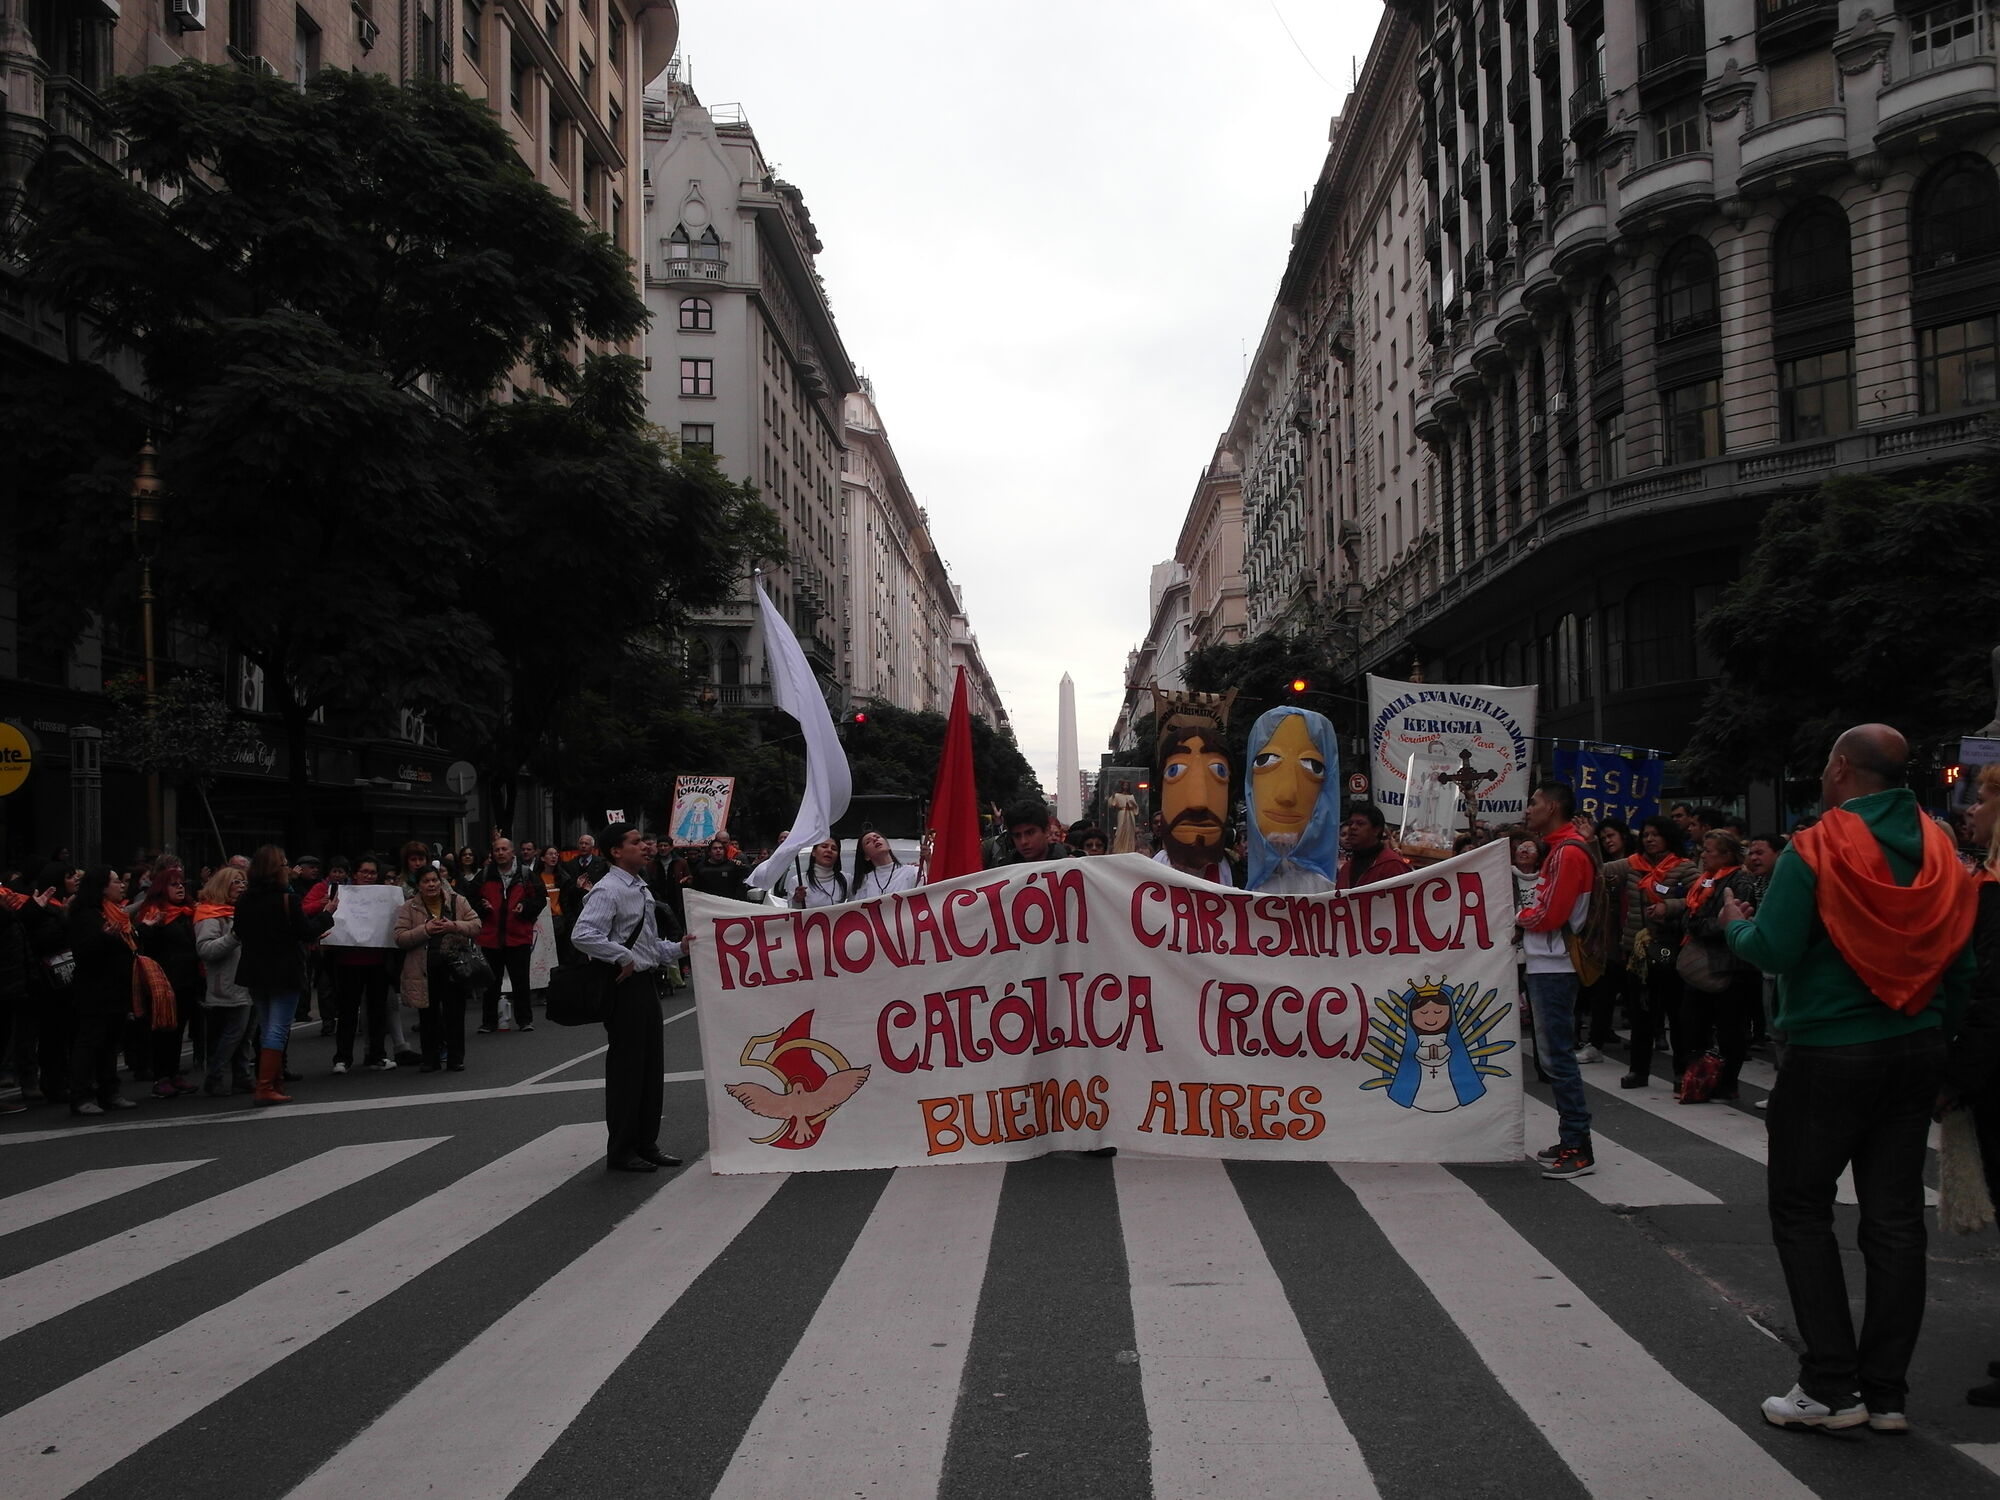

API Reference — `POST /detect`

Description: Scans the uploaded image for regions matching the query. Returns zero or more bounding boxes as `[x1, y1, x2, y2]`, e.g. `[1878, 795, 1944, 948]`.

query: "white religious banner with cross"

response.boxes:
[686, 841, 1522, 1174]
[1366, 676, 1539, 825]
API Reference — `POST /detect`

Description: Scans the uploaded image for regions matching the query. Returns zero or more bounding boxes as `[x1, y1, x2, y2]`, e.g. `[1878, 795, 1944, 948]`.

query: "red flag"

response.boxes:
[926, 667, 983, 882]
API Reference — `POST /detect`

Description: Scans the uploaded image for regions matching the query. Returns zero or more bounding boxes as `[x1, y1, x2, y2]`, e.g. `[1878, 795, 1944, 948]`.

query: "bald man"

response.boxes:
[1724, 723, 1977, 1433]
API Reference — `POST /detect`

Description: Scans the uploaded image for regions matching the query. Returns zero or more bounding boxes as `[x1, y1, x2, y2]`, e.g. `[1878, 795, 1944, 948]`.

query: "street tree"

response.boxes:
[5, 63, 647, 843]
[1684, 467, 2000, 783]
[101, 670, 264, 864]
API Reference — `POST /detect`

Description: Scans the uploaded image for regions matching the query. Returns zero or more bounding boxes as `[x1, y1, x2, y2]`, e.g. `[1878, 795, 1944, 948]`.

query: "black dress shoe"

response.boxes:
[1619, 1072, 1648, 1089]
[419, 1062, 441, 1073]
[607, 1155, 658, 1173]
[638, 1147, 682, 1168]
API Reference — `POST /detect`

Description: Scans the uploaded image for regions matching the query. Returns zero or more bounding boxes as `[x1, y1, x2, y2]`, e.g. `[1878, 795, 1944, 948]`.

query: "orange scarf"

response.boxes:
[1683, 864, 1740, 916]
[102, 899, 134, 946]
[1627, 851, 1686, 883]
[0, 886, 29, 912]
[140, 902, 192, 925]
[193, 902, 236, 924]
[1793, 807, 1978, 1015]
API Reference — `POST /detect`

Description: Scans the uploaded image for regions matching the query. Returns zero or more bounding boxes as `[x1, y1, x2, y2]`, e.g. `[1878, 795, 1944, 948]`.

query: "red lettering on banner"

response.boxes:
[1453, 872, 1492, 948]
[1133, 881, 1167, 947]
[877, 973, 1160, 1072]
[1412, 876, 1455, 949]
[1288, 1085, 1326, 1139]
[902, 892, 953, 964]
[879, 998, 920, 1071]
[713, 917, 757, 990]
[1199, 980, 1368, 1060]
[944, 888, 989, 956]
[1135, 1079, 1327, 1139]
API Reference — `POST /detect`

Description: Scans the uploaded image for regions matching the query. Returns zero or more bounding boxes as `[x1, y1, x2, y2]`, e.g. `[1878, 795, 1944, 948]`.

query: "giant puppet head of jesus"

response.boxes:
[1151, 687, 1237, 874]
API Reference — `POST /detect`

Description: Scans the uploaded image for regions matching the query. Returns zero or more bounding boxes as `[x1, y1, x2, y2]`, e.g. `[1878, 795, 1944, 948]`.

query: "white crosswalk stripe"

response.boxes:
[0, 1089, 1987, 1500]
[0, 1160, 209, 1239]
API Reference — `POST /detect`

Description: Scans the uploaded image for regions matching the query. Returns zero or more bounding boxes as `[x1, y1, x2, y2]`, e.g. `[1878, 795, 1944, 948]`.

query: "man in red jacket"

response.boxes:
[474, 837, 546, 1035]
[1518, 779, 1598, 1180]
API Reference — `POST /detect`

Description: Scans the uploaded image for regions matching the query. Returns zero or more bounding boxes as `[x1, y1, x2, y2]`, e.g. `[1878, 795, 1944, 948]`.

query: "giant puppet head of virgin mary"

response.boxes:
[1242, 706, 1342, 891]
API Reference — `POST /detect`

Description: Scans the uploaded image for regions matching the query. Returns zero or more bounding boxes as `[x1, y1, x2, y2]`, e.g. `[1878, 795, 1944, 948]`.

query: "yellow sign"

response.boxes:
[0, 723, 29, 797]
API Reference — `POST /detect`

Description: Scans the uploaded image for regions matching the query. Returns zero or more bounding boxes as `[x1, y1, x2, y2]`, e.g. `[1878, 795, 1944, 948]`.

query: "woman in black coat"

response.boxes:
[232, 845, 336, 1106]
[1946, 764, 2000, 1407]
[64, 867, 139, 1117]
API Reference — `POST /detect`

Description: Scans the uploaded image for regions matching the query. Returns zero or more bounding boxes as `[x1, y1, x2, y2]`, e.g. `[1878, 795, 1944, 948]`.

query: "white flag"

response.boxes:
[747, 578, 852, 893]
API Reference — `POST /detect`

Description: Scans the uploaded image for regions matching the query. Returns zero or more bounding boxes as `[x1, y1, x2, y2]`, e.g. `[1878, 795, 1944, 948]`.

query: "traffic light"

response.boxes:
[851, 711, 868, 726]
[1288, 677, 1308, 696]
[1942, 764, 1964, 789]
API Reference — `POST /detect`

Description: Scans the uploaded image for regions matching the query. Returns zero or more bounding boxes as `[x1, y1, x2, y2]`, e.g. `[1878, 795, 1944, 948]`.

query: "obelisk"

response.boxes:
[1056, 672, 1082, 825]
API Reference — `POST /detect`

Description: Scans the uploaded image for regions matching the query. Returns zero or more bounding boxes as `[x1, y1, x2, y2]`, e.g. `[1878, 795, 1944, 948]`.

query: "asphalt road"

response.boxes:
[0, 986, 1997, 1499]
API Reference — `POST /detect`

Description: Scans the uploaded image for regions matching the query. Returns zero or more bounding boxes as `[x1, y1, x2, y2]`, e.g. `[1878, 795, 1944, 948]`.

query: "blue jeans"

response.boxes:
[1527, 970, 1591, 1150]
[253, 990, 300, 1051]
[1767, 1030, 1942, 1410]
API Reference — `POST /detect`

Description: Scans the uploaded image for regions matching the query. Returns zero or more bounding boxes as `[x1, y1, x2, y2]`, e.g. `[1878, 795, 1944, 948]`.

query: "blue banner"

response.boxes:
[1552, 744, 1663, 824]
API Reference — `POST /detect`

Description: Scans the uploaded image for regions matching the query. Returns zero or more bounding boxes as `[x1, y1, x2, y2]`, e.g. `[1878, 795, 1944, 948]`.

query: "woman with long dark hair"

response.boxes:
[780, 839, 849, 908]
[133, 863, 203, 1097]
[63, 867, 139, 1117]
[231, 845, 336, 1106]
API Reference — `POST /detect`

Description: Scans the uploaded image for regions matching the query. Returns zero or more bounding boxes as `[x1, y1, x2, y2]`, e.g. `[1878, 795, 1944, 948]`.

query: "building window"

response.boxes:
[1596, 408, 1625, 480]
[460, 0, 481, 65]
[681, 423, 715, 451]
[1652, 95, 1703, 161]
[543, 0, 560, 43]
[548, 104, 566, 170]
[678, 296, 712, 330]
[1913, 154, 2000, 272]
[1656, 238, 1718, 340]
[509, 52, 528, 116]
[1662, 377, 1723, 463]
[1767, 49, 1835, 120]
[1593, 280, 1622, 369]
[1920, 314, 2000, 413]
[578, 47, 594, 105]
[1624, 579, 1689, 686]
[1779, 349, 1855, 440]
[695, 225, 722, 260]
[606, 5, 624, 69]
[1908, 0, 1993, 74]
[229, 0, 258, 56]
[680, 358, 714, 397]
[1773, 200, 1851, 307]
[292, 7, 320, 85]
[611, 191, 625, 245]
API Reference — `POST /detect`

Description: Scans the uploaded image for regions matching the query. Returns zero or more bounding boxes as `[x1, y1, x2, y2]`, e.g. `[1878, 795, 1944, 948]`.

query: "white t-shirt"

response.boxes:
[856, 862, 920, 899]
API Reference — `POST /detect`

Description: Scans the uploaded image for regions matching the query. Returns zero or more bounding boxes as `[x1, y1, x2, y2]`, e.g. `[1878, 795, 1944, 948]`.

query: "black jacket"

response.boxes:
[65, 907, 134, 1017]
[233, 887, 335, 992]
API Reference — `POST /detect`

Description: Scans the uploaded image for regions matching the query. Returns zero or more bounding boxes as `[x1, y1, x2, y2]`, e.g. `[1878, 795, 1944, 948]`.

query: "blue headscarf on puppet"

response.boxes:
[1242, 705, 1342, 892]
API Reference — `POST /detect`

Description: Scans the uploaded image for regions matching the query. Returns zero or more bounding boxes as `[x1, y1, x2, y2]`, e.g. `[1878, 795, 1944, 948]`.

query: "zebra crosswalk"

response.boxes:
[0, 1077, 1995, 1500]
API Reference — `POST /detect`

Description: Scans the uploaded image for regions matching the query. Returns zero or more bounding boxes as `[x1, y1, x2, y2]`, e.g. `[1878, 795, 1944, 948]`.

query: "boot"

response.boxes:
[253, 1048, 292, 1106]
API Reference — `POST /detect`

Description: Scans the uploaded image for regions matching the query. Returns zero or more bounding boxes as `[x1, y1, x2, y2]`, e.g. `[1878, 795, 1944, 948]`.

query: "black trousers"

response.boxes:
[1627, 960, 1683, 1080]
[69, 1013, 123, 1106]
[13, 986, 71, 1098]
[418, 978, 468, 1067]
[603, 973, 664, 1163]
[333, 963, 391, 1066]
[1676, 969, 1758, 1088]
[481, 945, 533, 1030]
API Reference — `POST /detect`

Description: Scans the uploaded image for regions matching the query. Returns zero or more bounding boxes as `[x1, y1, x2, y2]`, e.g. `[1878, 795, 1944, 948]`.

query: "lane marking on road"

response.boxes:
[0, 1139, 444, 1343]
[713, 1163, 1006, 1499]
[1520, 1097, 1720, 1207]
[1958, 1443, 2000, 1480]
[1336, 1161, 1815, 1500]
[0, 1160, 210, 1241]
[1118, 1156, 1379, 1498]
[514, 1005, 694, 1089]
[1575, 1058, 1935, 1206]
[0, 1071, 707, 1147]
[0, 1124, 600, 1500]
[286, 1157, 781, 1500]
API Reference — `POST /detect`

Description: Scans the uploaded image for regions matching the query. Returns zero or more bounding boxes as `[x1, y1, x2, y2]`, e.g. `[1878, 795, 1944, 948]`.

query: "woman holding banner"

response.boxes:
[306, 853, 398, 1075]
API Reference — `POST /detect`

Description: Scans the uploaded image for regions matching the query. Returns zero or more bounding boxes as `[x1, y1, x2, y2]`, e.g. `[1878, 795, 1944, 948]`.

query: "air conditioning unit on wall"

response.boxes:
[168, 0, 207, 31]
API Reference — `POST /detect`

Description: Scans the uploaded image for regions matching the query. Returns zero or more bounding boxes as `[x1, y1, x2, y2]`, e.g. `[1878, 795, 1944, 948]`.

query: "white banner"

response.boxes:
[688, 843, 1521, 1174]
[1366, 675, 1539, 821]
[318, 885, 403, 949]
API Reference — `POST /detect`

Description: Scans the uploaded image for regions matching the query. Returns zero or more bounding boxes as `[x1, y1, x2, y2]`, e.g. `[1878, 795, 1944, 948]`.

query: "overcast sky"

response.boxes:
[671, 0, 1386, 788]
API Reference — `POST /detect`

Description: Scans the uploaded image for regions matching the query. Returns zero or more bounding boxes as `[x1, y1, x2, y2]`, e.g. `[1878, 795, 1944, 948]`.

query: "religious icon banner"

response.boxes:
[1552, 743, 1664, 824]
[687, 841, 1523, 1175]
[1365, 676, 1539, 824]
[670, 775, 735, 848]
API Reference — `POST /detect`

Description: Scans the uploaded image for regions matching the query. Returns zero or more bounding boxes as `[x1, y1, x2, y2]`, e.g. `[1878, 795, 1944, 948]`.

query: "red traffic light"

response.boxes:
[851, 711, 868, 725]
[1289, 678, 1308, 694]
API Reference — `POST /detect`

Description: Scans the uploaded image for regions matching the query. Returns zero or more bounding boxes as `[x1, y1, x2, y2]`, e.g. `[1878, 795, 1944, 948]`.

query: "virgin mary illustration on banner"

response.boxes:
[1359, 978, 1515, 1113]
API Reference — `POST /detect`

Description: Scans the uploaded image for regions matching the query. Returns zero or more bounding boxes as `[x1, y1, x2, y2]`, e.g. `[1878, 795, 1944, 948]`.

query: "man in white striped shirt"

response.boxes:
[572, 822, 686, 1173]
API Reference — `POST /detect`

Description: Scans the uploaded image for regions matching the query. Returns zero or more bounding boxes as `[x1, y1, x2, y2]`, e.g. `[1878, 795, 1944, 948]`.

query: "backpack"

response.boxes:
[1558, 836, 1616, 987]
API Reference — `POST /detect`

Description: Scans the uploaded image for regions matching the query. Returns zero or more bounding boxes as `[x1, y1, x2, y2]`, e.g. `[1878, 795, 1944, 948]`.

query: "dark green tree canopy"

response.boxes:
[1684, 467, 2000, 782]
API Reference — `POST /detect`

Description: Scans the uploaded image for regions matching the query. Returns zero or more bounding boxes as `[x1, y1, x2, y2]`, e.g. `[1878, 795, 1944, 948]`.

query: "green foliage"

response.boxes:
[1683, 467, 2000, 783]
[842, 700, 1039, 811]
[101, 671, 263, 783]
[1180, 632, 1351, 761]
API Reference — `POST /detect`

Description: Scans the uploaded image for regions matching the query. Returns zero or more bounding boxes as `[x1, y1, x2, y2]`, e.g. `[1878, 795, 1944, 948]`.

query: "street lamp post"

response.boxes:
[131, 440, 165, 853]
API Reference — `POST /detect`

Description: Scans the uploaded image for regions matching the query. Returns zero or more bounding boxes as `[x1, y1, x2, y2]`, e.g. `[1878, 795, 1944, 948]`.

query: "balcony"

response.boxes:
[1876, 3, 1999, 154]
[1616, 150, 1714, 234]
[1441, 189, 1463, 228]
[1460, 154, 1484, 198]
[1507, 69, 1530, 119]
[1735, 108, 1848, 197]
[1569, 76, 1607, 137]
[43, 77, 117, 167]
[1440, 112, 1460, 152]
[1424, 218, 1443, 261]
[1534, 21, 1561, 74]
[1479, 16, 1501, 62]
[1637, 22, 1704, 86]
[713, 683, 775, 709]
[657, 255, 729, 282]
[1538, 135, 1568, 183]
[1485, 214, 1512, 260]
[1459, 65, 1480, 110]
[1483, 117, 1507, 161]
[1755, 0, 1839, 54]
[1549, 198, 1609, 275]
[1510, 175, 1537, 223]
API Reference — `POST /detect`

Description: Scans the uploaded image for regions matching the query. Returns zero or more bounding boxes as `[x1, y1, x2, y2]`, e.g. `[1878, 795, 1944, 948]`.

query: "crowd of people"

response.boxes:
[0, 829, 704, 1118]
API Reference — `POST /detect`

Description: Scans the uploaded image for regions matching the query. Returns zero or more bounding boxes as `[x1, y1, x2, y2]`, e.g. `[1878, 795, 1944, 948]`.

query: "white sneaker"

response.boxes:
[1761, 1385, 1867, 1429]
[369, 1058, 397, 1071]
[330, 1061, 348, 1076]
[1868, 1411, 1910, 1434]
[1574, 1045, 1605, 1064]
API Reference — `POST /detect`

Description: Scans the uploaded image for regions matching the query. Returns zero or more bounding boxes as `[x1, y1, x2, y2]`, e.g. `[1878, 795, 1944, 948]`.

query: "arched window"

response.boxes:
[666, 225, 690, 260]
[1557, 314, 1578, 398]
[1914, 155, 2000, 272]
[1623, 580, 1690, 686]
[1656, 238, 1718, 340]
[1773, 200, 1851, 307]
[1593, 280, 1622, 370]
[695, 225, 722, 260]
[678, 296, 712, 331]
[717, 638, 743, 686]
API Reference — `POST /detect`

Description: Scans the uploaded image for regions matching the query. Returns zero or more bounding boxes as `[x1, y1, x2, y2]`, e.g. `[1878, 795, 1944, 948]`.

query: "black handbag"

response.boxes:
[545, 910, 642, 1027]
[447, 942, 492, 989]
